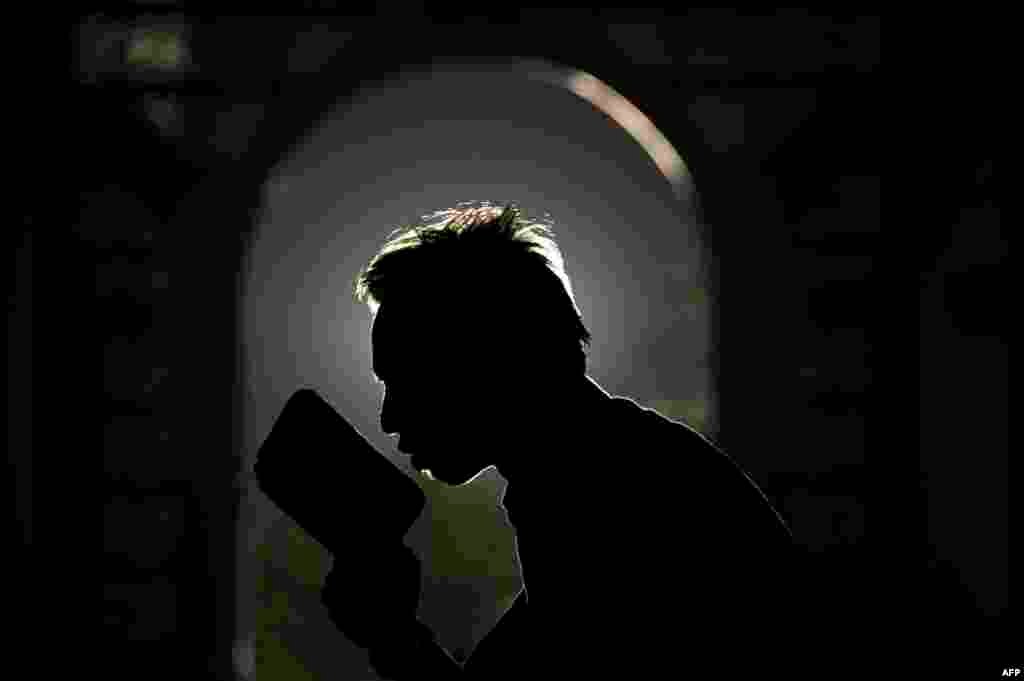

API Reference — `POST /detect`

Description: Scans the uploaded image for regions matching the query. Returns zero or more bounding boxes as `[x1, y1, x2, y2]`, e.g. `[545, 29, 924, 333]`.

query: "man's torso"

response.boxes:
[461, 393, 805, 677]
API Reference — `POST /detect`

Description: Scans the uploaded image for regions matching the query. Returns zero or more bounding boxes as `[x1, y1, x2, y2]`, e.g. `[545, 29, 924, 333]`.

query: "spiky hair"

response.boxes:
[353, 200, 591, 376]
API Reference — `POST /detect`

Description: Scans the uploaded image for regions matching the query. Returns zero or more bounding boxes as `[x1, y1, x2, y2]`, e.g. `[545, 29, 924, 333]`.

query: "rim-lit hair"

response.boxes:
[353, 200, 592, 376]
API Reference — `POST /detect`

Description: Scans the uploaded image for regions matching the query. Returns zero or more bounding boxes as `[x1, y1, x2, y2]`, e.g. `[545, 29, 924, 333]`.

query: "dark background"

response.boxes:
[12, 8, 1010, 678]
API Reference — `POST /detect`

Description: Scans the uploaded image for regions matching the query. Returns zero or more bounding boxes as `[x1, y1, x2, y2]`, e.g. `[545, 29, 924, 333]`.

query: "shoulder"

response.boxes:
[608, 395, 793, 542]
[607, 394, 718, 447]
[606, 395, 738, 480]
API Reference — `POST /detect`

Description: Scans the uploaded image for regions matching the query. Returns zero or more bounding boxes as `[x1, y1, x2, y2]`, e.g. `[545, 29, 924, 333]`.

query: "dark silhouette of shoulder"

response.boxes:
[461, 393, 808, 677]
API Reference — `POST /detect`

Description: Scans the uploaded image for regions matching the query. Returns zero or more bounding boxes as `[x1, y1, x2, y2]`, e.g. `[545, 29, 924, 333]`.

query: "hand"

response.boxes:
[320, 542, 424, 653]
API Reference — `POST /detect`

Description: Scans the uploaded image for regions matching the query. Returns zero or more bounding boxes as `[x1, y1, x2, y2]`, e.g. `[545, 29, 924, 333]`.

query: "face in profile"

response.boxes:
[372, 300, 534, 486]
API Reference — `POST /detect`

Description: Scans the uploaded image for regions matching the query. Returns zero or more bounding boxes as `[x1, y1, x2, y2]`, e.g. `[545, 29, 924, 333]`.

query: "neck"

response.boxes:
[502, 472, 582, 610]
[497, 374, 609, 511]
[497, 375, 612, 606]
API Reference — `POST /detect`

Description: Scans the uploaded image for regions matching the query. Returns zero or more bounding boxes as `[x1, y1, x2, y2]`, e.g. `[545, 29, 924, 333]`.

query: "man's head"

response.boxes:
[353, 201, 593, 486]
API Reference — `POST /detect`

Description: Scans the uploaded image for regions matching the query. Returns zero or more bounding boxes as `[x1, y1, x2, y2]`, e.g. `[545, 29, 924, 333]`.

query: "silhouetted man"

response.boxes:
[320, 202, 816, 678]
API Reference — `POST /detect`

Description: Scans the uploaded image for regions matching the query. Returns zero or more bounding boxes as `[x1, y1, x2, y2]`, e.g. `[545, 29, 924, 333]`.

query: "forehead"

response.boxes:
[373, 298, 464, 344]
[371, 300, 484, 377]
